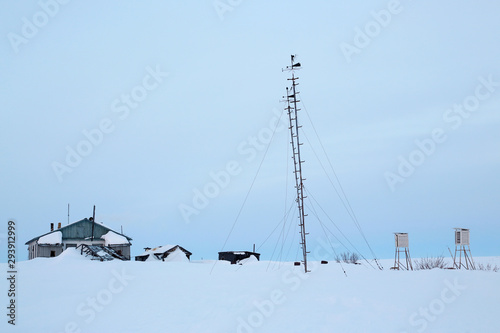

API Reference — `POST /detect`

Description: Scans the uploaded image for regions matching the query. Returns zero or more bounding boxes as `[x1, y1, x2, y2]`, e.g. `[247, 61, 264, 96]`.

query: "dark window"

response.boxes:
[117, 250, 122, 255]
[50, 251, 56, 257]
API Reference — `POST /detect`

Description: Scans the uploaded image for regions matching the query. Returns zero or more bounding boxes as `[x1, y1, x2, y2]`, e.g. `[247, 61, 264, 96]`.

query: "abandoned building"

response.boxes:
[135, 245, 192, 262]
[25, 218, 132, 260]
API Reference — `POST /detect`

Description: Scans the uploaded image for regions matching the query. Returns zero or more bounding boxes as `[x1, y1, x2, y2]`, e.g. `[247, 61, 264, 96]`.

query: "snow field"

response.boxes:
[2, 252, 499, 333]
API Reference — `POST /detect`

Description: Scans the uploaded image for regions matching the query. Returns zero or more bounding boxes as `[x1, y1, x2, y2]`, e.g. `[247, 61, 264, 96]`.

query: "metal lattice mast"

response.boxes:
[284, 55, 309, 273]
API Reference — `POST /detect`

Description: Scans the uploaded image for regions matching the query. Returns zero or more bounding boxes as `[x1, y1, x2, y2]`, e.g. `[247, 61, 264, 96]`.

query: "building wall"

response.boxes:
[27, 241, 131, 260]
[28, 241, 35, 260]
[109, 244, 131, 260]
[27, 239, 121, 259]
[62, 239, 105, 249]
[27, 241, 63, 259]
[35, 244, 63, 258]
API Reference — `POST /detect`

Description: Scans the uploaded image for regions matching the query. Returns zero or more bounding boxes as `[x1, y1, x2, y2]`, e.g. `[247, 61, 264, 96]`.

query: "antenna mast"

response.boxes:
[91, 205, 95, 241]
[284, 55, 309, 273]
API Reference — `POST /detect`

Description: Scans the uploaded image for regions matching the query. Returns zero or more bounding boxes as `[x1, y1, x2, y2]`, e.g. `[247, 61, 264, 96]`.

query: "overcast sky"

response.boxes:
[1, 0, 499, 263]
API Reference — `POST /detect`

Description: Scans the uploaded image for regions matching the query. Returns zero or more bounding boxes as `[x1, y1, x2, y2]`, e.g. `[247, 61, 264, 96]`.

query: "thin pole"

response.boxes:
[67, 203, 70, 225]
[91, 205, 96, 241]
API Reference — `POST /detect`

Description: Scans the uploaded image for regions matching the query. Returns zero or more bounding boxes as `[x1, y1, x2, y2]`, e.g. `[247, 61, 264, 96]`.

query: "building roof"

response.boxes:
[25, 218, 132, 245]
[101, 231, 130, 245]
[218, 251, 260, 255]
[38, 231, 63, 244]
[136, 245, 192, 258]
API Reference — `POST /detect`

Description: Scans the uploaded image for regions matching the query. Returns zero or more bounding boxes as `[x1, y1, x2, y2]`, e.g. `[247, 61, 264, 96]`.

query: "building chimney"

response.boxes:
[50, 223, 54, 231]
[58, 222, 61, 229]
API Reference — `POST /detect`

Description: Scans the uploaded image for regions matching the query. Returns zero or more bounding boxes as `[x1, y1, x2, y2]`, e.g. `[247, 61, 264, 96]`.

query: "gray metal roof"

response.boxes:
[25, 218, 132, 245]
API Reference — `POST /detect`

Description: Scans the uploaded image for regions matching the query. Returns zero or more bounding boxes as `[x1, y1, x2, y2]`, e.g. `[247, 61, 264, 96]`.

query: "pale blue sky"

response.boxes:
[1, 0, 499, 263]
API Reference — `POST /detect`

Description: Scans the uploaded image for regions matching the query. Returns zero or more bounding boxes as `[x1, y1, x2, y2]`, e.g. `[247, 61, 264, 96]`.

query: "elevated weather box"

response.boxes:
[454, 228, 470, 245]
[394, 233, 409, 248]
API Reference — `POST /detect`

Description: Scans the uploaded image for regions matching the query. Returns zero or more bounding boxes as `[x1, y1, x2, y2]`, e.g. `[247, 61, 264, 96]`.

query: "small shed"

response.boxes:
[218, 251, 260, 264]
[135, 245, 192, 262]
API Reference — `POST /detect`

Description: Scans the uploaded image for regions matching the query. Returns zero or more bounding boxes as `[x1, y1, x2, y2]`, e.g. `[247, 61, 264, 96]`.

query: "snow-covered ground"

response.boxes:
[2, 250, 499, 333]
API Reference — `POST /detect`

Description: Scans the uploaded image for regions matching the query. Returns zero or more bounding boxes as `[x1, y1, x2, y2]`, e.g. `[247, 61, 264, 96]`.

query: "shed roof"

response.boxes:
[218, 251, 259, 255]
[137, 244, 192, 257]
[25, 218, 132, 245]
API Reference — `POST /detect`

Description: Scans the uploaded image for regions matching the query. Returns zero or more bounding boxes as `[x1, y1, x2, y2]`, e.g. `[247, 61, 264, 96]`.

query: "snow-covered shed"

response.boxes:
[218, 251, 260, 264]
[135, 245, 192, 262]
[25, 218, 132, 260]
